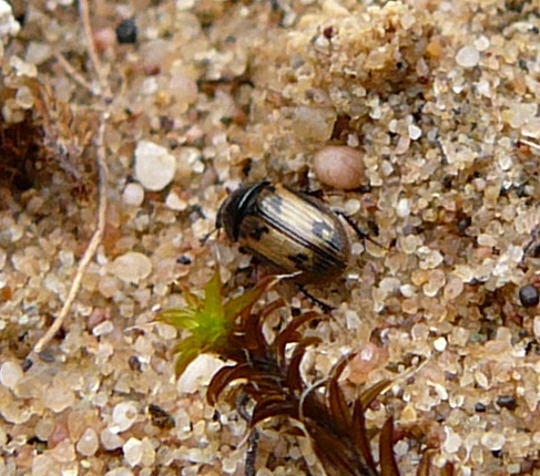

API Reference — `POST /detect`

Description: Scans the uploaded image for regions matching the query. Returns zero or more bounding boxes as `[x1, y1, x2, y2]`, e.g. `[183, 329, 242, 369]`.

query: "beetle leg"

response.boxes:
[333, 209, 386, 250]
[222, 265, 257, 294]
[298, 285, 334, 313]
[333, 209, 369, 239]
[296, 188, 325, 199]
[296, 188, 348, 200]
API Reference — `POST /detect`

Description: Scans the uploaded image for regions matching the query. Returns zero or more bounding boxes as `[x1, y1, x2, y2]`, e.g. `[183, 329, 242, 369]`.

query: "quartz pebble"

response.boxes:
[481, 431, 506, 451]
[444, 275, 464, 300]
[170, 74, 198, 111]
[43, 385, 75, 413]
[111, 252, 152, 284]
[474, 35, 490, 51]
[110, 402, 138, 433]
[123, 437, 143, 467]
[347, 343, 387, 384]
[313, 145, 366, 190]
[0, 361, 23, 389]
[176, 0, 195, 9]
[76, 428, 99, 456]
[408, 124, 422, 140]
[178, 354, 227, 393]
[443, 428, 462, 453]
[92, 320, 114, 337]
[456, 45, 480, 68]
[31, 454, 59, 476]
[165, 190, 187, 210]
[101, 428, 124, 450]
[123, 183, 145, 206]
[533, 316, 540, 338]
[105, 468, 134, 476]
[134, 140, 176, 191]
[344, 309, 361, 329]
[292, 106, 336, 142]
[50, 438, 76, 463]
[25, 42, 51, 65]
[0, 0, 20, 40]
[140, 438, 156, 466]
[396, 198, 410, 218]
[433, 337, 447, 352]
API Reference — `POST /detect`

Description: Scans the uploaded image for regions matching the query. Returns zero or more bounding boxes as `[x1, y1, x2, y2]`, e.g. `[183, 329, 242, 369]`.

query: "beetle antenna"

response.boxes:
[334, 210, 387, 250]
[200, 227, 219, 245]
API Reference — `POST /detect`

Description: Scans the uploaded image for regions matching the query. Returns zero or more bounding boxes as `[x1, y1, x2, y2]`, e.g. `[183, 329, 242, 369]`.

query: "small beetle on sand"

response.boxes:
[216, 180, 374, 287]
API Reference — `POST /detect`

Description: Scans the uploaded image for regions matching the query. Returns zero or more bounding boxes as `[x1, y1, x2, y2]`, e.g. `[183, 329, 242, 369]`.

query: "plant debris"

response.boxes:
[161, 269, 406, 475]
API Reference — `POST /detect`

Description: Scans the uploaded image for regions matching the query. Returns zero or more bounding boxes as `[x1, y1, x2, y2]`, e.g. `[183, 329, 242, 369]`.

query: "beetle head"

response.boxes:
[216, 181, 269, 242]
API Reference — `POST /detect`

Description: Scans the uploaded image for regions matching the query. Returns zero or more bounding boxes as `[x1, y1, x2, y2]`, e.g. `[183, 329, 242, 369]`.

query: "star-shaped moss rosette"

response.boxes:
[158, 268, 291, 376]
[158, 270, 452, 475]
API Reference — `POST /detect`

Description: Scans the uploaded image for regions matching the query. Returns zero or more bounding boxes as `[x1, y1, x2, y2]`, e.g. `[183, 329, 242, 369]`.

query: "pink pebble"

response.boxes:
[313, 145, 366, 190]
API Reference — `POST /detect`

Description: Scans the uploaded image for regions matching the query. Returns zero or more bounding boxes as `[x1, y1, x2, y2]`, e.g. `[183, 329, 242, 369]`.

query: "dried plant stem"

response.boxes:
[32, 0, 111, 354]
[79, 0, 112, 99]
[520, 138, 540, 152]
[54, 52, 95, 95]
[33, 117, 109, 354]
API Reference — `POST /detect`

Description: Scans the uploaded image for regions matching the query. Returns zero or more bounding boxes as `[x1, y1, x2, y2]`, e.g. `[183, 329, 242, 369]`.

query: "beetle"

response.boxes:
[216, 180, 370, 285]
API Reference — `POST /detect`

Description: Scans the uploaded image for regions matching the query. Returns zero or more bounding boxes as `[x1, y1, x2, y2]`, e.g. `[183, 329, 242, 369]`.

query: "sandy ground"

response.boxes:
[0, 0, 539, 474]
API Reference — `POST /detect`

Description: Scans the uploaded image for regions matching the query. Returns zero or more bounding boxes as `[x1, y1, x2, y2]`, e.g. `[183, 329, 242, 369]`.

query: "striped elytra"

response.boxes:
[216, 181, 351, 283]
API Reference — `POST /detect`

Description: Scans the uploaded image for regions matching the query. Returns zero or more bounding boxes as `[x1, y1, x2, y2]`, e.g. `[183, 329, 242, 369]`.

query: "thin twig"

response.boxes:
[519, 138, 540, 152]
[33, 116, 109, 354]
[78, 0, 111, 99]
[32, 0, 110, 353]
[54, 52, 95, 95]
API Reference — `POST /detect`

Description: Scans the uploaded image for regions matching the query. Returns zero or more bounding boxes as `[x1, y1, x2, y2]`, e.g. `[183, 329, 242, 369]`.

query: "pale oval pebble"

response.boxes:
[0, 361, 23, 389]
[456, 45, 480, 68]
[313, 145, 365, 190]
[111, 252, 152, 284]
[134, 140, 176, 192]
[123, 183, 144, 206]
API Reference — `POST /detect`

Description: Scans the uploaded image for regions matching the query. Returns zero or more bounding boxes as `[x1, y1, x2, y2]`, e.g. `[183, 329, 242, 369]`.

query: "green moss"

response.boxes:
[158, 268, 287, 375]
